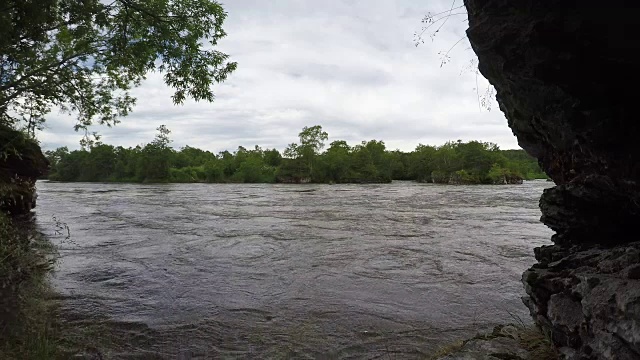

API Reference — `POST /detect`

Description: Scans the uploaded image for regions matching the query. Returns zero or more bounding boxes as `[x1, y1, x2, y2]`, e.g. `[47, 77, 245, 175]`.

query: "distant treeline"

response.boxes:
[45, 125, 547, 184]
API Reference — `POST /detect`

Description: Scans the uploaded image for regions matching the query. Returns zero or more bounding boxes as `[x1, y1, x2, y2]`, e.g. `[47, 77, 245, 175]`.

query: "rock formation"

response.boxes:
[464, 0, 640, 358]
[523, 243, 640, 359]
[0, 124, 49, 215]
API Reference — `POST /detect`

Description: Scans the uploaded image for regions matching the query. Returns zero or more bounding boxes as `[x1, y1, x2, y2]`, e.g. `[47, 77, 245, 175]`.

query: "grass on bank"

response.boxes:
[0, 212, 60, 359]
[517, 325, 558, 359]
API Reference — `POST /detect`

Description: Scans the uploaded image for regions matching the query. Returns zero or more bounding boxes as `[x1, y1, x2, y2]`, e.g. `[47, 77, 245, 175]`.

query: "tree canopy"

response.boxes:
[0, 0, 236, 137]
[46, 125, 548, 184]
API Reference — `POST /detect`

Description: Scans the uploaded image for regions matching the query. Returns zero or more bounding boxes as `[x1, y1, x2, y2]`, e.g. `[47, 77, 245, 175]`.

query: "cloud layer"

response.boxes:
[37, 0, 520, 153]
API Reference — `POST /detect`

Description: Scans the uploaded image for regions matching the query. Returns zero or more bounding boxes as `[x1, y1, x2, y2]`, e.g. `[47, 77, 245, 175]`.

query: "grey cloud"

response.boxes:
[39, 0, 520, 153]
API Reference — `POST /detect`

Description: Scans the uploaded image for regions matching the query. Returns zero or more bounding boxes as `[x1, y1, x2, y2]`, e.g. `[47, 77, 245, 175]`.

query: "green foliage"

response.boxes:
[169, 166, 204, 183]
[323, 140, 351, 182]
[203, 161, 223, 182]
[137, 128, 173, 182]
[47, 125, 547, 184]
[501, 149, 547, 179]
[449, 169, 477, 185]
[234, 157, 275, 183]
[283, 125, 329, 180]
[487, 163, 524, 184]
[0, 0, 236, 135]
[410, 144, 437, 182]
[431, 170, 449, 184]
[488, 163, 509, 184]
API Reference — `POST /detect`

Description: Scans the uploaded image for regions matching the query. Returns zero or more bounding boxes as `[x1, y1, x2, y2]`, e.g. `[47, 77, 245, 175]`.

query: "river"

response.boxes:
[35, 180, 553, 359]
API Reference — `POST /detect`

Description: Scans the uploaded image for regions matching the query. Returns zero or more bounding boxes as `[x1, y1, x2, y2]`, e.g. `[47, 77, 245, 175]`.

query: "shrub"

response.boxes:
[168, 168, 193, 183]
[449, 169, 480, 184]
[431, 170, 448, 183]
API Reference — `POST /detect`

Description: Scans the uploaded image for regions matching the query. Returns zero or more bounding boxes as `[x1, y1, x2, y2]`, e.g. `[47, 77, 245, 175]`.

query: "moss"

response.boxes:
[516, 326, 557, 360]
[428, 324, 558, 360]
[429, 339, 467, 359]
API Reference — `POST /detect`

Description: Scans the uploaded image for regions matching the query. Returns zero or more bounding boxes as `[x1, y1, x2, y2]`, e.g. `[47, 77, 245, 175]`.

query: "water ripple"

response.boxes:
[35, 180, 553, 358]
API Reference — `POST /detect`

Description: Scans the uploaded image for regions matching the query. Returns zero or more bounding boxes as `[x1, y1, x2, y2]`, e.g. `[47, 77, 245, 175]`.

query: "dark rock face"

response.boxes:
[465, 0, 640, 244]
[464, 0, 640, 358]
[523, 243, 640, 359]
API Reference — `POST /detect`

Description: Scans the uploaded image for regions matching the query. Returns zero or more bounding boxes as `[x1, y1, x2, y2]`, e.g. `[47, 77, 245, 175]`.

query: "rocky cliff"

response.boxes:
[464, 0, 640, 358]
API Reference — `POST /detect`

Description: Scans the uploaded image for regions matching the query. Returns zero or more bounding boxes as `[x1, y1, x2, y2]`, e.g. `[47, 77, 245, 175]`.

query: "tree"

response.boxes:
[138, 125, 173, 181]
[434, 141, 461, 174]
[46, 125, 546, 184]
[0, 0, 236, 137]
[283, 143, 299, 159]
[52, 149, 89, 181]
[349, 141, 389, 183]
[218, 150, 236, 177]
[284, 125, 329, 179]
[85, 144, 116, 181]
[44, 146, 69, 171]
[112, 146, 136, 180]
[298, 125, 329, 155]
[324, 140, 351, 182]
[152, 125, 172, 150]
[203, 159, 223, 182]
[364, 140, 391, 181]
[389, 150, 410, 180]
[409, 144, 436, 181]
[263, 149, 282, 167]
[455, 141, 500, 180]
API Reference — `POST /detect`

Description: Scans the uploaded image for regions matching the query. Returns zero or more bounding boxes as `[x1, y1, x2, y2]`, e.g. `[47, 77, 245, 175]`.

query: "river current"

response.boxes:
[35, 180, 553, 359]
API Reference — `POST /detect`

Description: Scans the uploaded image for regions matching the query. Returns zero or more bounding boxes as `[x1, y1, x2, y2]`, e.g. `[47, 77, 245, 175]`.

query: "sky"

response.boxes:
[36, 0, 521, 153]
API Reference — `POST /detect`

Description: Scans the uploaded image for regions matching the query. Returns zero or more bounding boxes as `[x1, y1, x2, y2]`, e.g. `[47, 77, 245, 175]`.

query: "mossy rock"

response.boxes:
[0, 124, 48, 215]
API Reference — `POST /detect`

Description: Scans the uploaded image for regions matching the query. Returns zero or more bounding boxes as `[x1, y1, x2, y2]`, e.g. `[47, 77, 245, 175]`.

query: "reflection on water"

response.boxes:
[35, 180, 552, 359]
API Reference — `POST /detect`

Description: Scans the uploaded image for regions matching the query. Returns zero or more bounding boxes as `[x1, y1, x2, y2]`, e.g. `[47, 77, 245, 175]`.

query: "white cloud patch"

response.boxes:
[37, 0, 520, 153]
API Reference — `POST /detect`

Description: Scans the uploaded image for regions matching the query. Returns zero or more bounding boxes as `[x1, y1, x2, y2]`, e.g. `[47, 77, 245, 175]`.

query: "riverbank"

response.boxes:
[0, 213, 58, 359]
[42, 178, 540, 186]
[0, 213, 114, 359]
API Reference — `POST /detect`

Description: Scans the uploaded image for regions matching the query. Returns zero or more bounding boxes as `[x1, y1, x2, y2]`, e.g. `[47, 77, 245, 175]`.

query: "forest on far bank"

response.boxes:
[45, 125, 548, 185]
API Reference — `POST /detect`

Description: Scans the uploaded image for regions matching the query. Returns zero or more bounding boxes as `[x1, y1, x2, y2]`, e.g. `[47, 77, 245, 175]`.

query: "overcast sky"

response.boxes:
[37, 0, 520, 153]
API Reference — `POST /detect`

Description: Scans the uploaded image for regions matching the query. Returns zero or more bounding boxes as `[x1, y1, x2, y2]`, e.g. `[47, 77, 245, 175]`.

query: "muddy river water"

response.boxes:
[35, 180, 553, 359]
